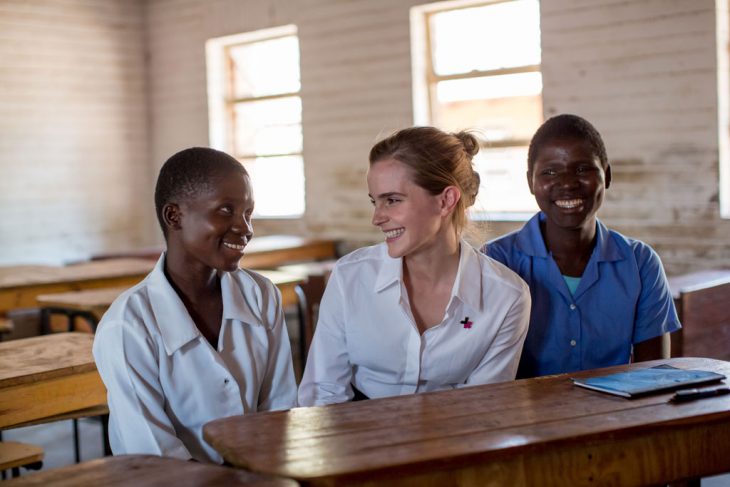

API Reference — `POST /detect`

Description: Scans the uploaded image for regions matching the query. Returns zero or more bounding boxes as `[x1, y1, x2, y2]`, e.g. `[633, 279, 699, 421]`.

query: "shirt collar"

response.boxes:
[451, 240, 484, 312]
[516, 212, 624, 263]
[374, 244, 402, 292]
[372, 240, 483, 311]
[147, 254, 259, 356]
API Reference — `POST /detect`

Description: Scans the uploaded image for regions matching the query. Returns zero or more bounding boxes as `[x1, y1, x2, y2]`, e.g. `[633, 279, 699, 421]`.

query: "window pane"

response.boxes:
[233, 96, 302, 156]
[472, 146, 538, 216]
[430, 0, 540, 76]
[433, 73, 543, 142]
[242, 155, 305, 217]
[229, 35, 300, 99]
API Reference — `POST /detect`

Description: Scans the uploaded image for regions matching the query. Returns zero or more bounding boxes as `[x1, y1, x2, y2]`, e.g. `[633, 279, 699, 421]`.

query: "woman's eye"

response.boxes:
[369, 199, 375, 206]
[220, 206, 233, 215]
[386, 198, 399, 205]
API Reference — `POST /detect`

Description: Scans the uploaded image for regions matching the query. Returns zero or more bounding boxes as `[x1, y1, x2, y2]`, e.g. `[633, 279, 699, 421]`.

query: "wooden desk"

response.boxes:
[35, 269, 306, 327]
[204, 357, 730, 486]
[91, 236, 338, 269]
[668, 270, 730, 360]
[0, 333, 106, 430]
[0, 259, 153, 319]
[2, 455, 298, 486]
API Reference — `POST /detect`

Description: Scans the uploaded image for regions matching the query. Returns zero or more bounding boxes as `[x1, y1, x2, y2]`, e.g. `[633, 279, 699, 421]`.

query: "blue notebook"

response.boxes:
[571, 364, 726, 398]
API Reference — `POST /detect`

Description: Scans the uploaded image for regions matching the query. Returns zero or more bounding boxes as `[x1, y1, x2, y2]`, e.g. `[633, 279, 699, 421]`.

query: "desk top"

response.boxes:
[204, 357, 730, 484]
[667, 269, 730, 299]
[3, 455, 298, 486]
[0, 332, 96, 388]
[0, 259, 154, 291]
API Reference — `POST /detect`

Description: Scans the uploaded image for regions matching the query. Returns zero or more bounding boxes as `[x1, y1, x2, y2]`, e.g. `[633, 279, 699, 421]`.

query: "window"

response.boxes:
[206, 25, 304, 218]
[411, 0, 542, 219]
[718, 0, 730, 218]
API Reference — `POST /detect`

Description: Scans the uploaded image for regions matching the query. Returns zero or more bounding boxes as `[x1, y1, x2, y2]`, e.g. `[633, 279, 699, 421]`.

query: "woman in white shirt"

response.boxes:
[298, 127, 531, 406]
[93, 147, 297, 463]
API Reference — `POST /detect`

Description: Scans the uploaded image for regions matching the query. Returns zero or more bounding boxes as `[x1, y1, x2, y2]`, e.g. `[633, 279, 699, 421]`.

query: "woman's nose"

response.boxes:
[371, 205, 387, 226]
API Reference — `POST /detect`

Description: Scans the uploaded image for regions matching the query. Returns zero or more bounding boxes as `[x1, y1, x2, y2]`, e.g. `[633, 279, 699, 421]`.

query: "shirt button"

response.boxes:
[224, 378, 230, 384]
[570, 339, 577, 347]
[570, 304, 577, 310]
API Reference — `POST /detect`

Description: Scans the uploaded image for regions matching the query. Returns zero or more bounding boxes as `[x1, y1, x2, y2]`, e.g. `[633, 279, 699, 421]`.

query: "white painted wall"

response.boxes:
[0, 0, 151, 264]
[1, 0, 728, 273]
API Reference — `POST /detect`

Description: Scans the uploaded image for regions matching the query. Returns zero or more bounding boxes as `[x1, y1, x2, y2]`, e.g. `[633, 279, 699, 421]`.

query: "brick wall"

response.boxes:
[0, 0, 151, 264]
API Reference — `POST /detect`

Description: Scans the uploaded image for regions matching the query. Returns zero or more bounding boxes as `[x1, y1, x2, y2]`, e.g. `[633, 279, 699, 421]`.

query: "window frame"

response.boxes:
[206, 25, 305, 219]
[412, 0, 543, 220]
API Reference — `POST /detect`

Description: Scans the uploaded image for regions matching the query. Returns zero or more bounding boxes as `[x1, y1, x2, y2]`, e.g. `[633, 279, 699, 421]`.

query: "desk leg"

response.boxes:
[102, 413, 111, 456]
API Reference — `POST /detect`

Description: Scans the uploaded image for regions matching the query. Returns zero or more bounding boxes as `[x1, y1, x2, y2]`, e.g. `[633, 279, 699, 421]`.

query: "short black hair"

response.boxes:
[154, 147, 247, 236]
[527, 114, 608, 173]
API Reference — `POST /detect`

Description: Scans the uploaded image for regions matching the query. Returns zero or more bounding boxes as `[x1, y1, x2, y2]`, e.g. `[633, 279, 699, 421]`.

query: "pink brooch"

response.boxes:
[460, 317, 473, 329]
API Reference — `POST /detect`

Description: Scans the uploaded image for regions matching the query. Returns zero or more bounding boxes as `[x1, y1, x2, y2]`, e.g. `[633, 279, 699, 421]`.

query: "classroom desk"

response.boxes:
[34, 269, 306, 331]
[204, 357, 730, 487]
[0, 258, 154, 320]
[3, 454, 299, 486]
[0, 333, 106, 430]
[91, 235, 339, 269]
[667, 270, 730, 360]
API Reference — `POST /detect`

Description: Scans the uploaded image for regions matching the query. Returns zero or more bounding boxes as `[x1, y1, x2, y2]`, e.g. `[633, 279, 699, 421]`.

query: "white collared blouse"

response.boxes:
[298, 240, 531, 406]
[92, 254, 297, 463]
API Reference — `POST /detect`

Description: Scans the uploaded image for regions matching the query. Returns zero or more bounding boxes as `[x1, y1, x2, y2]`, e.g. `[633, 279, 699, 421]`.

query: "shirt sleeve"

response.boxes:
[632, 243, 682, 344]
[463, 284, 531, 385]
[256, 283, 298, 411]
[92, 320, 191, 460]
[297, 266, 354, 406]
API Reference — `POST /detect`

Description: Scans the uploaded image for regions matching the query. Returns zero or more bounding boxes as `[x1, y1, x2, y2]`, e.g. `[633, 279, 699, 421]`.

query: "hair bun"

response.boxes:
[455, 131, 480, 158]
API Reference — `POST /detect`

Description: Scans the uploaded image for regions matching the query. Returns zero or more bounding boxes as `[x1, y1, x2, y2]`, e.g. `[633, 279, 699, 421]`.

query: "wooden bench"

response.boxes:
[1, 454, 298, 486]
[0, 441, 43, 479]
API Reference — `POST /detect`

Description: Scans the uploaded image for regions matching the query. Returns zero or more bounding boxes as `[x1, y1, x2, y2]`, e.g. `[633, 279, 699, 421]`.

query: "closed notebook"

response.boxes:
[571, 364, 726, 398]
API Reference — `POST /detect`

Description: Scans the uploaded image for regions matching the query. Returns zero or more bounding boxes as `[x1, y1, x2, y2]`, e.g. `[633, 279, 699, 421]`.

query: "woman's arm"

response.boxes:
[257, 284, 297, 411]
[93, 321, 191, 459]
[463, 287, 531, 385]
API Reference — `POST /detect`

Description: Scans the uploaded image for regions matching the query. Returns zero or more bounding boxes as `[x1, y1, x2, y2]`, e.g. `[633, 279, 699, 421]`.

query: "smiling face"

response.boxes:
[528, 137, 611, 235]
[168, 167, 254, 273]
[367, 158, 451, 259]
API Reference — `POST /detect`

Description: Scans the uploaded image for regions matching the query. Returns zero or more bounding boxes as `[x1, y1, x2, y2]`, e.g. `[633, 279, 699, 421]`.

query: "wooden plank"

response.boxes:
[2, 455, 298, 486]
[203, 357, 730, 486]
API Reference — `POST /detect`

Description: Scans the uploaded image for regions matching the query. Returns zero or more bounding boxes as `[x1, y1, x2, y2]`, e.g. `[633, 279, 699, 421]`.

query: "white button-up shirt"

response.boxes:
[93, 255, 297, 463]
[298, 240, 530, 406]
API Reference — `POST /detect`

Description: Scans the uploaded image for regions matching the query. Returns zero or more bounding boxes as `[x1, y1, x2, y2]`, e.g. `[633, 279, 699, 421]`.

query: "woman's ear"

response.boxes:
[162, 203, 182, 232]
[440, 186, 461, 216]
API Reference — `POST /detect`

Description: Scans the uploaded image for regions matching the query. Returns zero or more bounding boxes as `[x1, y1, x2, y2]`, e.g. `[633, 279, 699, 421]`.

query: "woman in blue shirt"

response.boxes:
[483, 114, 681, 378]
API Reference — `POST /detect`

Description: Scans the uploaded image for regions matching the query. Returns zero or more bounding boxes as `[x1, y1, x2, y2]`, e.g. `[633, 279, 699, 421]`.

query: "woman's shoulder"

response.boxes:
[471, 245, 530, 296]
[603, 226, 662, 265]
[329, 242, 388, 275]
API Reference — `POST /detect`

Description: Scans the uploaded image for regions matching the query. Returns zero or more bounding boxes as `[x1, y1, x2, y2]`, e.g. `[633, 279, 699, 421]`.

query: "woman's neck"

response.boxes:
[403, 229, 460, 285]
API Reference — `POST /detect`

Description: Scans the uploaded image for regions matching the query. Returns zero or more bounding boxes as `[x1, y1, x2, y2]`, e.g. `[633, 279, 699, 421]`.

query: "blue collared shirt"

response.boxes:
[483, 213, 681, 378]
